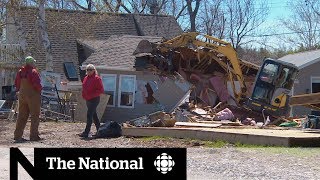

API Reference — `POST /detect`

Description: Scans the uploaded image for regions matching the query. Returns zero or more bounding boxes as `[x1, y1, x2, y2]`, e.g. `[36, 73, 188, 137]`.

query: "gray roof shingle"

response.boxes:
[77, 39, 107, 51]
[133, 14, 183, 39]
[83, 35, 163, 70]
[6, 7, 182, 79]
[278, 49, 320, 69]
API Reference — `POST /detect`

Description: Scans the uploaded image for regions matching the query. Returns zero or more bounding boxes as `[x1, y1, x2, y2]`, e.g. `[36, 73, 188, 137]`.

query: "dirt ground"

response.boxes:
[0, 119, 198, 148]
[1, 120, 320, 180]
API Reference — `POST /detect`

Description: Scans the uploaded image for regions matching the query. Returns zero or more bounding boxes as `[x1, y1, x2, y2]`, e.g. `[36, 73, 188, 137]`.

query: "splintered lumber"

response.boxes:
[213, 102, 222, 110]
[197, 120, 241, 126]
[290, 92, 320, 110]
[175, 122, 222, 128]
[196, 120, 223, 124]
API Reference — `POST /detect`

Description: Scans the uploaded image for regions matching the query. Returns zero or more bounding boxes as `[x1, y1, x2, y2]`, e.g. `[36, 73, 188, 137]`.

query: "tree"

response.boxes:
[6, 0, 28, 55]
[281, 0, 320, 50]
[101, 0, 147, 13]
[224, 0, 268, 51]
[186, 0, 201, 32]
[101, 0, 172, 14]
[0, 0, 9, 37]
[165, 0, 188, 20]
[305, 0, 320, 17]
[37, 0, 53, 71]
[102, 0, 134, 13]
[46, 0, 68, 9]
[70, 0, 93, 11]
[146, 0, 165, 14]
[198, 0, 225, 38]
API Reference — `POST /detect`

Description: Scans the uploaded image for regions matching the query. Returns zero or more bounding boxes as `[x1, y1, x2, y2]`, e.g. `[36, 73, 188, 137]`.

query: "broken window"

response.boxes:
[145, 82, 155, 104]
[118, 75, 136, 108]
[259, 63, 279, 84]
[251, 86, 272, 103]
[101, 74, 116, 106]
[275, 68, 289, 88]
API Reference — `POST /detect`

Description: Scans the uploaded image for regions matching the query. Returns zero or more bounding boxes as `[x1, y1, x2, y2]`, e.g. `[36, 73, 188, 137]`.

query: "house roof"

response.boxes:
[82, 35, 163, 70]
[278, 49, 320, 69]
[77, 39, 107, 51]
[6, 7, 182, 79]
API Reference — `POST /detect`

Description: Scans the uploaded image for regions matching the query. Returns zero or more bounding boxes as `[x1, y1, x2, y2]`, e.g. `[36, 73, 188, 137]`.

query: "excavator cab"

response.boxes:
[246, 58, 299, 117]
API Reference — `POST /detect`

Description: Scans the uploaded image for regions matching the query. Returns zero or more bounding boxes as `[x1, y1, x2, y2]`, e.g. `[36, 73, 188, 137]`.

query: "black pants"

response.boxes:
[84, 96, 100, 135]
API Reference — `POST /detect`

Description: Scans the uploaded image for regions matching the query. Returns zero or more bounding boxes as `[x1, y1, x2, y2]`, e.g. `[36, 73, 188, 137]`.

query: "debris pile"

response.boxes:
[123, 33, 317, 130]
[124, 103, 316, 129]
[123, 33, 274, 129]
[126, 111, 176, 127]
[125, 100, 264, 128]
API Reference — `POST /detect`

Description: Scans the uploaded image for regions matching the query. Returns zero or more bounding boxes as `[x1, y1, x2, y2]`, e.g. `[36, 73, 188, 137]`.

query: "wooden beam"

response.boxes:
[175, 122, 222, 128]
[290, 92, 320, 106]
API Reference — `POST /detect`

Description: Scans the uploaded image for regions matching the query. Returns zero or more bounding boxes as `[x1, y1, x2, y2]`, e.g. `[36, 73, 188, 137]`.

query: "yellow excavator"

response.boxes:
[247, 58, 298, 116]
[135, 32, 299, 117]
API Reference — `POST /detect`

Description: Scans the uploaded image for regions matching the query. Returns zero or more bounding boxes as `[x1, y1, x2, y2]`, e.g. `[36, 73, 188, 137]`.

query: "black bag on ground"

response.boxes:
[96, 121, 122, 138]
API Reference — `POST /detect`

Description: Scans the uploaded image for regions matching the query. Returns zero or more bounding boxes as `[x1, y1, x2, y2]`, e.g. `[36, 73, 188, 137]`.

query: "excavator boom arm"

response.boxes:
[159, 32, 246, 103]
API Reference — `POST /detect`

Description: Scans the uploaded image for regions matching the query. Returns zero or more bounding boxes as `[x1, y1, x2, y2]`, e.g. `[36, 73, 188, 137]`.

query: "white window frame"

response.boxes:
[101, 74, 117, 107]
[118, 75, 136, 108]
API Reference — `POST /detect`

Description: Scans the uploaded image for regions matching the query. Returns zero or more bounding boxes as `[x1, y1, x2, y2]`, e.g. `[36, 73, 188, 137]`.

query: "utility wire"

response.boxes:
[244, 29, 320, 37]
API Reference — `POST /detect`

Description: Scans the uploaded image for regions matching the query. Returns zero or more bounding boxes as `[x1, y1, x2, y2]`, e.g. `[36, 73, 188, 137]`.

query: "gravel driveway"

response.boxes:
[188, 148, 320, 180]
[1, 120, 320, 180]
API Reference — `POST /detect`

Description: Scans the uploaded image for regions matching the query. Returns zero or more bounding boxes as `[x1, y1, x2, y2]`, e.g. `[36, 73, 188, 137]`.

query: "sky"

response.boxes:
[255, 0, 291, 48]
[97, 0, 293, 49]
[266, 0, 290, 21]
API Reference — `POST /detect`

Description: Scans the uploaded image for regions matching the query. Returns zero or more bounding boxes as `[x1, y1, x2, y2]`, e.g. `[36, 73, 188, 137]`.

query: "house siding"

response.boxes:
[97, 69, 162, 123]
[291, 60, 320, 116]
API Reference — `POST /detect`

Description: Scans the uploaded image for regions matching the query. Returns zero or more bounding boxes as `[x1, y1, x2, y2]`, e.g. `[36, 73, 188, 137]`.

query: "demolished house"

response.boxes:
[81, 32, 259, 125]
[128, 33, 260, 126]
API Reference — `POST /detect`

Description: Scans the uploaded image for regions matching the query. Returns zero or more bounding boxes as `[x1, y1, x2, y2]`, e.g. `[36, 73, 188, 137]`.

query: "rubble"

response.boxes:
[123, 33, 265, 129]
[120, 33, 315, 132]
[126, 111, 177, 127]
[125, 102, 264, 128]
[214, 108, 234, 120]
[123, 99, 313, 131]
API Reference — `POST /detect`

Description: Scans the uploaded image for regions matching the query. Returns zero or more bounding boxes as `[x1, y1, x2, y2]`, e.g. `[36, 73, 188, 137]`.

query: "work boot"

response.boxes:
[92, 132, 99, 138]
[30, 136, 42, 141]
[78, 132, 89, 138]
[96, 124, 100, 132]
[14, 138, 27, 143]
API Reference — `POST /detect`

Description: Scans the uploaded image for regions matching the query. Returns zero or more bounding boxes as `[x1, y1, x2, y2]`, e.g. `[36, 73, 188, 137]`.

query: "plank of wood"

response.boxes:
[175, 122, 222, 128]
[74, 92, 110, 122]
[290, 92, 320, 106]
[195, 120, 223, 124]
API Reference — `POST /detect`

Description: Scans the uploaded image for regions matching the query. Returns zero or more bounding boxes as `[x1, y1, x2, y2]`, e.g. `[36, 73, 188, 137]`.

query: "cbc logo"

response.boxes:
[154, 153, 175, 174]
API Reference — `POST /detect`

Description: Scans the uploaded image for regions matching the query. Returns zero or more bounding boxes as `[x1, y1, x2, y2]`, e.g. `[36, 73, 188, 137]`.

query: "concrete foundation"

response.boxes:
[122, 127, 320, 147]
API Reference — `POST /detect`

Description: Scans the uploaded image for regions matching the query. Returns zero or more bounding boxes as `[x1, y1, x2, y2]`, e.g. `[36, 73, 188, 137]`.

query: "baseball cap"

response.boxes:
[25, 56, 36, 64]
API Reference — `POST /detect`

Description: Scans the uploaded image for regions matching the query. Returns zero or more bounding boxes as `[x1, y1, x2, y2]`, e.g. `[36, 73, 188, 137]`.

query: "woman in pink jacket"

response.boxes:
[79, 64, 104, 138]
